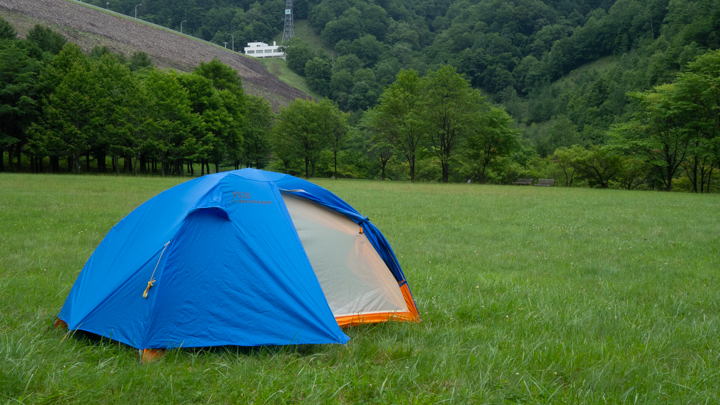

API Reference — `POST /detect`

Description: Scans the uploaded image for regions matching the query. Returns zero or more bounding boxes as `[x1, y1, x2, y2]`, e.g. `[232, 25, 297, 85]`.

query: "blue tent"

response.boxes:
[58, 169, 418, 351]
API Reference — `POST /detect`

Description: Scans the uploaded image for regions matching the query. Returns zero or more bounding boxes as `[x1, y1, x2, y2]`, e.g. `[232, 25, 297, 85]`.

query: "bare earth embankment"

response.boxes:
[0, 0, 310, 110]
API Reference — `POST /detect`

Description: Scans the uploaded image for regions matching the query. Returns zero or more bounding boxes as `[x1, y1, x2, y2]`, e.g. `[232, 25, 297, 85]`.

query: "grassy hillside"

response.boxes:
[1, 174, 719, 403]
[273, 20, 332, 57]
[259, 57, 322, 100]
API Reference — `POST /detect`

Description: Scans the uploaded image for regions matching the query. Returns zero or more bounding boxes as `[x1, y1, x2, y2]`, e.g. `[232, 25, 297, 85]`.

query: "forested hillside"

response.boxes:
[85, 0, 717, 114]
[86, 0, 720, 165]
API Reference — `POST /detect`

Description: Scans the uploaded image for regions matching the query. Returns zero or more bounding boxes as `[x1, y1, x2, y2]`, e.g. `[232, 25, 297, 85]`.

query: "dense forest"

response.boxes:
[1, 0, 720, 191]
[85, 0, 719, 121]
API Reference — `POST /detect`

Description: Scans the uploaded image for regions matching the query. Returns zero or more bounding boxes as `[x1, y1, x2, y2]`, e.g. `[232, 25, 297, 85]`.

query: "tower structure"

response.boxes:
[282, 0, 294, 43]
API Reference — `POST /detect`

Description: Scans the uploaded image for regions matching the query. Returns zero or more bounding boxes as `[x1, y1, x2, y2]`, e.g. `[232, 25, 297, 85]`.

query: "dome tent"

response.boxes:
[57, 169, 419, 357]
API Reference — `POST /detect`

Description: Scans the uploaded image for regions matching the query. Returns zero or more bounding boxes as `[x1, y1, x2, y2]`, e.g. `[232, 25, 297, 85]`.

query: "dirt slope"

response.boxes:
[0, 0, 310, 110]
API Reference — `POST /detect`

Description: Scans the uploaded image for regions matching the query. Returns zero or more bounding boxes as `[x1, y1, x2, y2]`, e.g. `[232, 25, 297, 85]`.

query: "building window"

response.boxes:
[265, 49, 272, 53]
[247, 50, 254, 54]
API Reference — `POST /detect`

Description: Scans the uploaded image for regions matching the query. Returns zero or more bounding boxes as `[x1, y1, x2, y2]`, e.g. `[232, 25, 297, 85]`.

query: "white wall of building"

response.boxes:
[244, 41, 284, 58]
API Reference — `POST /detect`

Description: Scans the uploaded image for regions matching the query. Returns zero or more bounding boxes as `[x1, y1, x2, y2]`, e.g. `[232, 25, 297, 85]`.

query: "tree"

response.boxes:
[30, 53, 95, 173]
[28, 43, 86, 172]
[317, 98, 348, 179]
[616, 156, 651, 190]
[674, 49, 720, 193]
[465, 106, 520, 183]
[0, 40, 42, 172]
[305, 57, 332, 96]
[0, 16, 17, 40]
[361, 109, 394, 180]
[569, 145, 624, 188]
[242, 95, 273, 169]
[609, 84, 693, 191]
[423, 65, 487, 183]
[26, 25, 67, 55]
[129, 52, 154, 71]
[143, 70, 198, 176]
[93, 55, 147, 175]
[372, 69, 425, 182]
[194, 59, 246, 173]
[271, 98, 329, 178]
[176, 72, 218, 175]
[552, 147, 578, 187]
[283, 38, 314, 76]
[538, 115, 581, 157]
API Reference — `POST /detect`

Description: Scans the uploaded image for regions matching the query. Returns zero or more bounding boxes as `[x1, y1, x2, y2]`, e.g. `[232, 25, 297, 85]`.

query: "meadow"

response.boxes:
[1, 173, 719, 404]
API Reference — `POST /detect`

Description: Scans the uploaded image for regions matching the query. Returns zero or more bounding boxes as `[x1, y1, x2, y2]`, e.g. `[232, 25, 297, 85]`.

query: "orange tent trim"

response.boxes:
[142, 349, 165, 363]
[335, 282, 420, 327]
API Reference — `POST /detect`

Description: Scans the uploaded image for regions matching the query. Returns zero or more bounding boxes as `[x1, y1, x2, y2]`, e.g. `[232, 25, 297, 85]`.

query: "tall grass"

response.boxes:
[1, 174, 718, 404]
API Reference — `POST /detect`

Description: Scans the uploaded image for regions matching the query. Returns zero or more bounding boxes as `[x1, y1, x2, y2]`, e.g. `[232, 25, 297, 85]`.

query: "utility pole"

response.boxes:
[281, 0, 294, 43]
[106, 2, 109, 9]
[180, 20, 186, 34]
[135, 3, 141, 19]
[228, 33, 234, 51]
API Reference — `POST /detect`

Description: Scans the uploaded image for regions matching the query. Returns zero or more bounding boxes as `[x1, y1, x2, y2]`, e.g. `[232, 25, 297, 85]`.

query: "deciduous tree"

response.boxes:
[372, 69, 424, 182]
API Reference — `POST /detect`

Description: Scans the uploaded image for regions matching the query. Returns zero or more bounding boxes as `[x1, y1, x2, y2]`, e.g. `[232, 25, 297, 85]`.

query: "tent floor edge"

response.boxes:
[336, 311, 418, 327]
[141, 348, 166, 364]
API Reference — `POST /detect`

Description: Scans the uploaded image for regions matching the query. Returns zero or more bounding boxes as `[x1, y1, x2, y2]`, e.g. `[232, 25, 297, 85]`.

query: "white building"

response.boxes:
[244, 41, 284, 58]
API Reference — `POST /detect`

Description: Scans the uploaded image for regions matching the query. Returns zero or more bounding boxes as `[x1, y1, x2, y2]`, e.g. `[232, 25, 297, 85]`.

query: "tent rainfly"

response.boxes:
[56, 169, 419, 360]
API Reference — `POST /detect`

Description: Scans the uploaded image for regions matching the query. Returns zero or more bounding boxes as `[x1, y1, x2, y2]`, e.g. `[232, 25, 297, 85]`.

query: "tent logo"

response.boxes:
[230, 191, 272, 205]
[232, 191, 251, 199]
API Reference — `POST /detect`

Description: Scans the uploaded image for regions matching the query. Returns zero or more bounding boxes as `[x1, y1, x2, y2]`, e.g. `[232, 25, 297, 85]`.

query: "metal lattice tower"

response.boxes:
[282, 0, 294, 43]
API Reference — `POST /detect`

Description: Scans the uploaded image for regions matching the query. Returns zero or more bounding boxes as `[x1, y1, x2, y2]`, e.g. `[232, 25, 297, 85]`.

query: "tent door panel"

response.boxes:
[282, 194, 410, 318]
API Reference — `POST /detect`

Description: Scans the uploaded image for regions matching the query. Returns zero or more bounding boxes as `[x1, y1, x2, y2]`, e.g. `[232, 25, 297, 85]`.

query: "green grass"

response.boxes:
[259, 57, 321, 99]
[274, 20, 332, 56]
[1, 174, 719, 404]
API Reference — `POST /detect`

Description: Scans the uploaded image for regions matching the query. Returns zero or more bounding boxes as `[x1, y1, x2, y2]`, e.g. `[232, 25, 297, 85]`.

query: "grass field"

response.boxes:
[1, 174, 719, 404]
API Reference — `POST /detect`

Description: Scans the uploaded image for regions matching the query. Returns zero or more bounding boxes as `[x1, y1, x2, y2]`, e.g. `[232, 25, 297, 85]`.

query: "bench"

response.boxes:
[513, 178, 533, 185]
[534, 179, 555, 187]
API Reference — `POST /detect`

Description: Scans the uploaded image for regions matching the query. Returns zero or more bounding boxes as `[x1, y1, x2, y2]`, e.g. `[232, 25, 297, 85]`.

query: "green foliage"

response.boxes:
[1, 14, 719, 189]
[0, 16, 17, 41]
[283, 38, 315, 76]
[0, 39, 43, 171]
[0, 20, 259, 177]
[195, 58, 244, 94]
[371, 67, 517, 183]
[372, 69, 426, 182]
[26, 25, 67, 55]
[242, 95, 273, 169]
[270, 98, 347, 178]
[304, 56, 332, 96]
[464, 107, 521, 183]
[610, 84, 695, 192]
[423, 65, 489, 182]
[559, 144, 624, 188]
[128, 51, 154, 71]
[78, 0, 719, 134]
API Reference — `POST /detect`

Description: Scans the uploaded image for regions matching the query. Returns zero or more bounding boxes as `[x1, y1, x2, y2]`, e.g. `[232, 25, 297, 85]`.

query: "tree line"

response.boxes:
[1, 18, 718, 191]
[0, 19, 273, 176]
